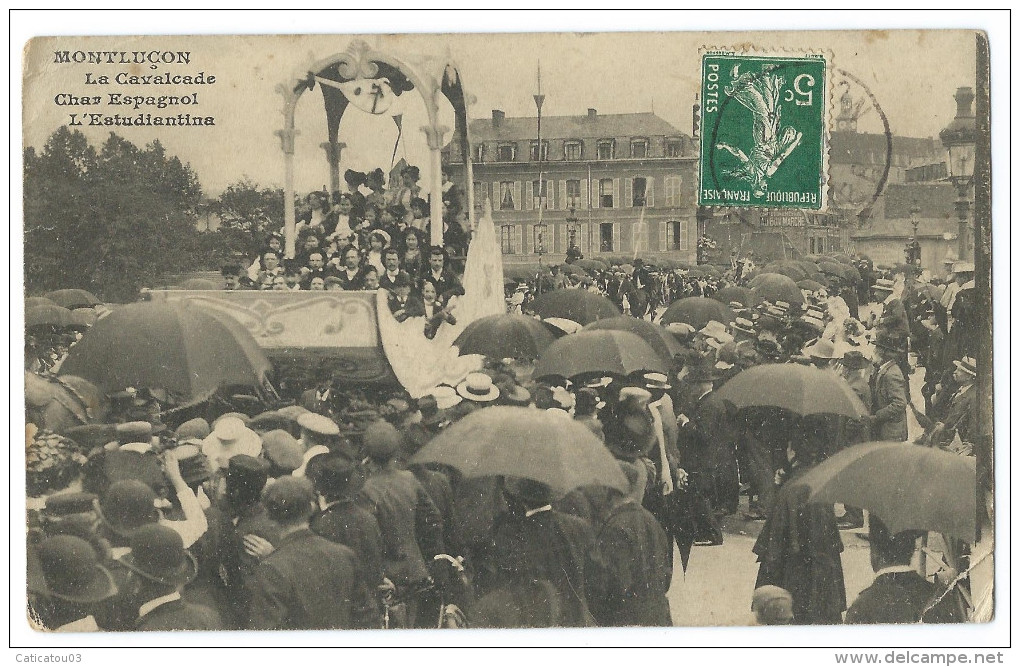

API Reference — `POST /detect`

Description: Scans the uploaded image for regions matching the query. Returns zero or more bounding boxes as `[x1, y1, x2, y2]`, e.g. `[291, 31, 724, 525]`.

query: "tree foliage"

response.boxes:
[24, 127, 204, 302]
[205, 177, 285, 262]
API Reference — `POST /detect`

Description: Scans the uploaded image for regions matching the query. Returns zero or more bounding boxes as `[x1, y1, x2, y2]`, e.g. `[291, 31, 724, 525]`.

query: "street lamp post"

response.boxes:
[566, 205, 579, 257]
[533, 62, 545, 264]
[939, 87, 977, 262]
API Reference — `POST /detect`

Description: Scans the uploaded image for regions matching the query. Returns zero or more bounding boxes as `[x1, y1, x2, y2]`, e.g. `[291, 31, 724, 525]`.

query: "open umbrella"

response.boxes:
[59, 300, 271, 402]
[529, 289, 620, 325]
[454, 313, 562, 360]
[25, 297, 57, 309]
[794, 441, 977, 542]
[750, 273, 805, 305]
[762, 261, 809, 282]
[659, 297, 735, 330]
[583, 316, 681, 363]
[797, 279, 826, 293]
[68, 308, 98, 329]
[410, 406, 628, 496]
[44, 288, 101, 310]
[716, 364, 867, 418]
[543, 317, 584, 335]
[825, 253, 854, 265]
[711, 285, 757, 308]
[533, 329, 667, 380]
[26, 304, 75, 329]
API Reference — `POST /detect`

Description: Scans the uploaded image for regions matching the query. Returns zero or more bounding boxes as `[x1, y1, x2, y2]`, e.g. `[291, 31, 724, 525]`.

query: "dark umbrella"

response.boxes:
[44, 289, 101, 310]
[711, 285, 757, 308]
[533, 329, 668, 379]
[410, 406, 628, 496]
[762, 261, 809, 282]
[818, 261, 844, 277]
[794, 441, 976, 542]
[59, 301, 271, 402]
[454, 313, 562, 360]
[583, 316, 681, 363]
[660, 297, 735, 330]
[529, 289, 620, 325]
[68, 309, 98, 329]
[715, 364, 868, 418]
[825, 253, 854, 265]
[26, 304, 75, 329]
[25, 297, 57, 309]
[750, 273, 805, 305]
[797, 279, 826, 293]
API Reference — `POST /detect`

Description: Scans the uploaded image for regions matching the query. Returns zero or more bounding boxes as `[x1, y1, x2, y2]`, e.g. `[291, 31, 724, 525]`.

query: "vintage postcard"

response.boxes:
[17, 23, 1000, 650]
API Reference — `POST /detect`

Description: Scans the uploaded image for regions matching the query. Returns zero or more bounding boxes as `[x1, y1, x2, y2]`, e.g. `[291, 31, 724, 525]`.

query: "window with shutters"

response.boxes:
[499, 181, 515, 210]
[599, 178, 614, 208]
[632, 177, 647, 207]
[475, 144, 485, 163]
[597, 139, 615, 160]
[531, 180, 550, 209]
[529, 141, 549, 162]
[665, 220, 687, 251]
[497, 143, 516, 162]
[564, 140, 582, 161]
[501, 225, 516, 254]
[665, 138, 683, 157]
[600, 223, 614, 252]
[566, 180, 582, 209]
[533, 225, 548, 254]
[664, 175, 683, 207]
[631, 138, 648, 158]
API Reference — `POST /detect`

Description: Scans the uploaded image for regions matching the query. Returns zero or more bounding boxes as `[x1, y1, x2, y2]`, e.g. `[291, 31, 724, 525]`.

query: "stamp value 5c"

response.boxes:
[699, 52, 829, 210]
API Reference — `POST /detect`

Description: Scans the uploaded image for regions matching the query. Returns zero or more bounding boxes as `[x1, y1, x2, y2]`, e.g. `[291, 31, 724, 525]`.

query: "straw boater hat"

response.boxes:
[699, 320, 734, 347]
[803, 338, 838, 360]
[732, 317, 756, 337]
[118, 524, 198, 588]
[456, 372, 500, 403]
[296, 412, 341, 437]
[951, 261, 975, 275]
[430, 385, 464, 410]
[953, 356, 977, 377]
[873, 278, 895, 294]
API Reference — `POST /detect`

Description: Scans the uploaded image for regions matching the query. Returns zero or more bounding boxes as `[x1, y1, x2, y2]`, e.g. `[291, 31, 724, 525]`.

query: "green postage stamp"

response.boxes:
[699, 51, 830, 210]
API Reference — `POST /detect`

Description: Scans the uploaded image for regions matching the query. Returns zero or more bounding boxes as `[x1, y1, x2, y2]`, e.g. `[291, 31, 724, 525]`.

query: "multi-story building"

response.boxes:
[445, 108, 699, 264]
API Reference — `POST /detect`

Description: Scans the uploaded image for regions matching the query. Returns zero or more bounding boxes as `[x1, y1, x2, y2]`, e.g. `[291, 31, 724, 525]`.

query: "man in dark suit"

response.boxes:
[845, 517, 962, 624]
[927, 357, 977, 450]
[248, 476, 359, 630]
[336, 245, 365, 291]
[479, 476, 597, 627]
[421, 247, 462, 301]
[676, 362, 730, 545]
[306, 454, 385, 629]
[387, 272, 425, 323]
[119, 524, 222, 631]
[867, 335, 909, 441]
[378, 248, 406, 291]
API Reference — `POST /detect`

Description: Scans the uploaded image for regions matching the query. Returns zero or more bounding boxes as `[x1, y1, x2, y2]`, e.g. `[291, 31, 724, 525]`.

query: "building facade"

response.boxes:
[445, 108, 700, 264]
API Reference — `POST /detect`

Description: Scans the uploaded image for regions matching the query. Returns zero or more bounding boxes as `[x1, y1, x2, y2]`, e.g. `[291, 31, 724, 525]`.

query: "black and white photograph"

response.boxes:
[12, 10, 1010, 657]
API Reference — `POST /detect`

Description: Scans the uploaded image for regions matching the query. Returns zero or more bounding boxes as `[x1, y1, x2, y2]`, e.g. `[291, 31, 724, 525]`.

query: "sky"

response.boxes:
[22, 24, 978, 197]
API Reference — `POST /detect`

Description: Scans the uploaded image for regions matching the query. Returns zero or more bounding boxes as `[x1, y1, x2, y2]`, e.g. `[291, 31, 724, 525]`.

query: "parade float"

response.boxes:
[147, 40, 505, 398]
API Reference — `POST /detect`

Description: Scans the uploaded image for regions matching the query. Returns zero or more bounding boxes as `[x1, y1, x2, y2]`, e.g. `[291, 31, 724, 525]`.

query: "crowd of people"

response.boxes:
[26, 238, 981, 630]
[221, 164, 469, 296]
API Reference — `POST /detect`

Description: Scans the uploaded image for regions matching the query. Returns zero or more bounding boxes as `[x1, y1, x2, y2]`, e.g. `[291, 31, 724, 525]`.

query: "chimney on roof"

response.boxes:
[492, 109, 505, 128]
[587, 108, 597, 121]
